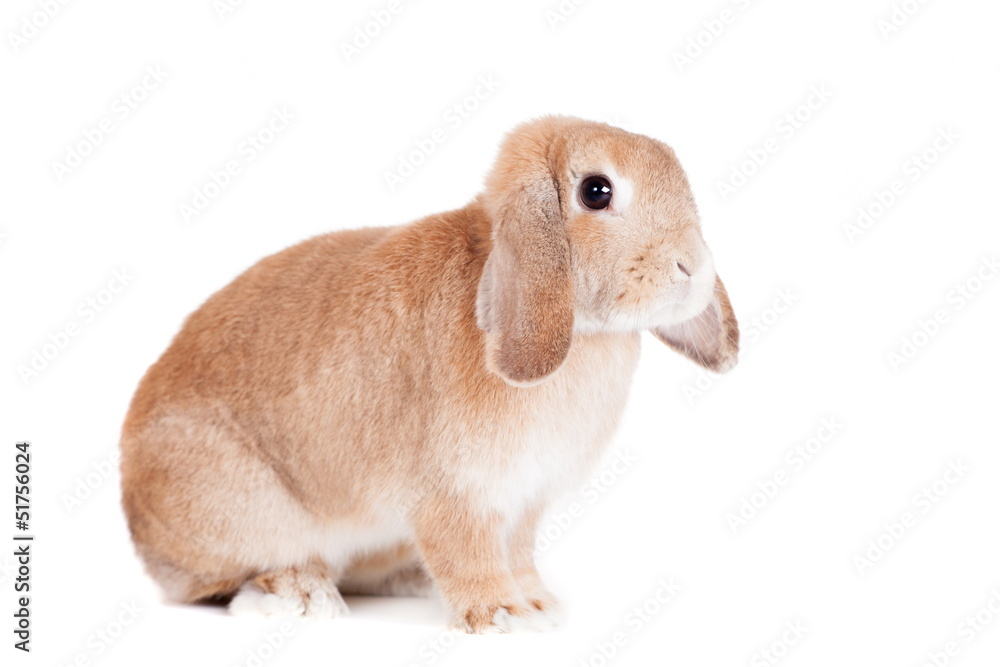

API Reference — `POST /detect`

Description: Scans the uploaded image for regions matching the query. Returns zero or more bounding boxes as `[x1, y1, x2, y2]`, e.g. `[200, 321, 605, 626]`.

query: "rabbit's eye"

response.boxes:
[580, 175, 613, 210]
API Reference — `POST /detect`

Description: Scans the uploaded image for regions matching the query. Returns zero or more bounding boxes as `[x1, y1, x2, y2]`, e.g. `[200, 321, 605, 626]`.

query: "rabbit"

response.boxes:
[119, 115, 738, 633]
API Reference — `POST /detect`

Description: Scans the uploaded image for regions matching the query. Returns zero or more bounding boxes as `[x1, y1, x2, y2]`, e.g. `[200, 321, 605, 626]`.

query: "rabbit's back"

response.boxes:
[119, 208, 496, 600]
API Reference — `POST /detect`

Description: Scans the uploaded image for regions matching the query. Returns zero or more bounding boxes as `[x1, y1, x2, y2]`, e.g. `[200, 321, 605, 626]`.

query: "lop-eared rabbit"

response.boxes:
[121, 116, 738, 633]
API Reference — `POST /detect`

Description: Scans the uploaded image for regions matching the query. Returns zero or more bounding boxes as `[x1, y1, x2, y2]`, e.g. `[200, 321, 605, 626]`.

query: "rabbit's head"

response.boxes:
[476, 116, 738, 386]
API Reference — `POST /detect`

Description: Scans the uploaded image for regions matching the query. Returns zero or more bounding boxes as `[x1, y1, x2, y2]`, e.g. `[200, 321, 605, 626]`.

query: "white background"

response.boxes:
[3, 0, 999, 665]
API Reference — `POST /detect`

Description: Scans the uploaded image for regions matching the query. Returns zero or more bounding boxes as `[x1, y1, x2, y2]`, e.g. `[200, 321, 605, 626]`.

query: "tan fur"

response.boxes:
[120, 116, 738, 632]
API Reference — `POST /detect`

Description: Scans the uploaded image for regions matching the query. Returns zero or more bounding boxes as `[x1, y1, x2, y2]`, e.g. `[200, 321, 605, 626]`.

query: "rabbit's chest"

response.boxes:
[455, 333, 642, 516]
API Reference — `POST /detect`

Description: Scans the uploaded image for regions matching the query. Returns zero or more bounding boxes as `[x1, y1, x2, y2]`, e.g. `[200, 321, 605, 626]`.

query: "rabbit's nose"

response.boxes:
[676, 261, 692, 277]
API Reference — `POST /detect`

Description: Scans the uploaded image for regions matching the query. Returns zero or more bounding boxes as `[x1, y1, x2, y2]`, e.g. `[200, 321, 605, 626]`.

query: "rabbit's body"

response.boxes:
[121, 117, 738, 632]
[122, 202, 639, 623]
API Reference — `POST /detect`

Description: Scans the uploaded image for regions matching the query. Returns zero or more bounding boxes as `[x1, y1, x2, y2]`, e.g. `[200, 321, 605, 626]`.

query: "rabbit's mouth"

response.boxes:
[647, 264, 719, 328]
[572, 274, 714, 335]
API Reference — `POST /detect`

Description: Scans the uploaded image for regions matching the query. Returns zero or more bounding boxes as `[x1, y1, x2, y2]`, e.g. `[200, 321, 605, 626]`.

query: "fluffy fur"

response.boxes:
[119, 116, 738, 633]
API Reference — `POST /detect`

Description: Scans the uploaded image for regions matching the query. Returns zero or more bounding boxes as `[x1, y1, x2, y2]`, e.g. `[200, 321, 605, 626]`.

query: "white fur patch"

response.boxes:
[603, 165, 634, 214]
[650, 251, 718, 328]
[499, 606, 559, 633]
[453, 606, 559, 634]
[301, 587, 350, 619]
[573, 255, 717, 335]
[448, 334, 640, 530]
[230, 585, 306, 617]
[229, 581, 349, 619]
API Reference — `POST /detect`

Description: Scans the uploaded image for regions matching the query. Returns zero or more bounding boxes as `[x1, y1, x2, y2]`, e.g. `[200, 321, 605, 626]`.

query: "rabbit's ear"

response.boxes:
[653, 275, 739, 373]
[476, 166, 574, 387]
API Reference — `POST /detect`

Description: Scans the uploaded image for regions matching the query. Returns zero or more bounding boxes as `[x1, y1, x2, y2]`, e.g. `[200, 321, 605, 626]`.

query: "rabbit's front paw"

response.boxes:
[513, 569, 562, 621]
[451, 602, 558, 634]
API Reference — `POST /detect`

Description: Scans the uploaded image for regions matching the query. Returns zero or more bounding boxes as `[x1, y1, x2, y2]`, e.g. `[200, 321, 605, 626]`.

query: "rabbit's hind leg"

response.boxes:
[229, 561, 348, 619]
